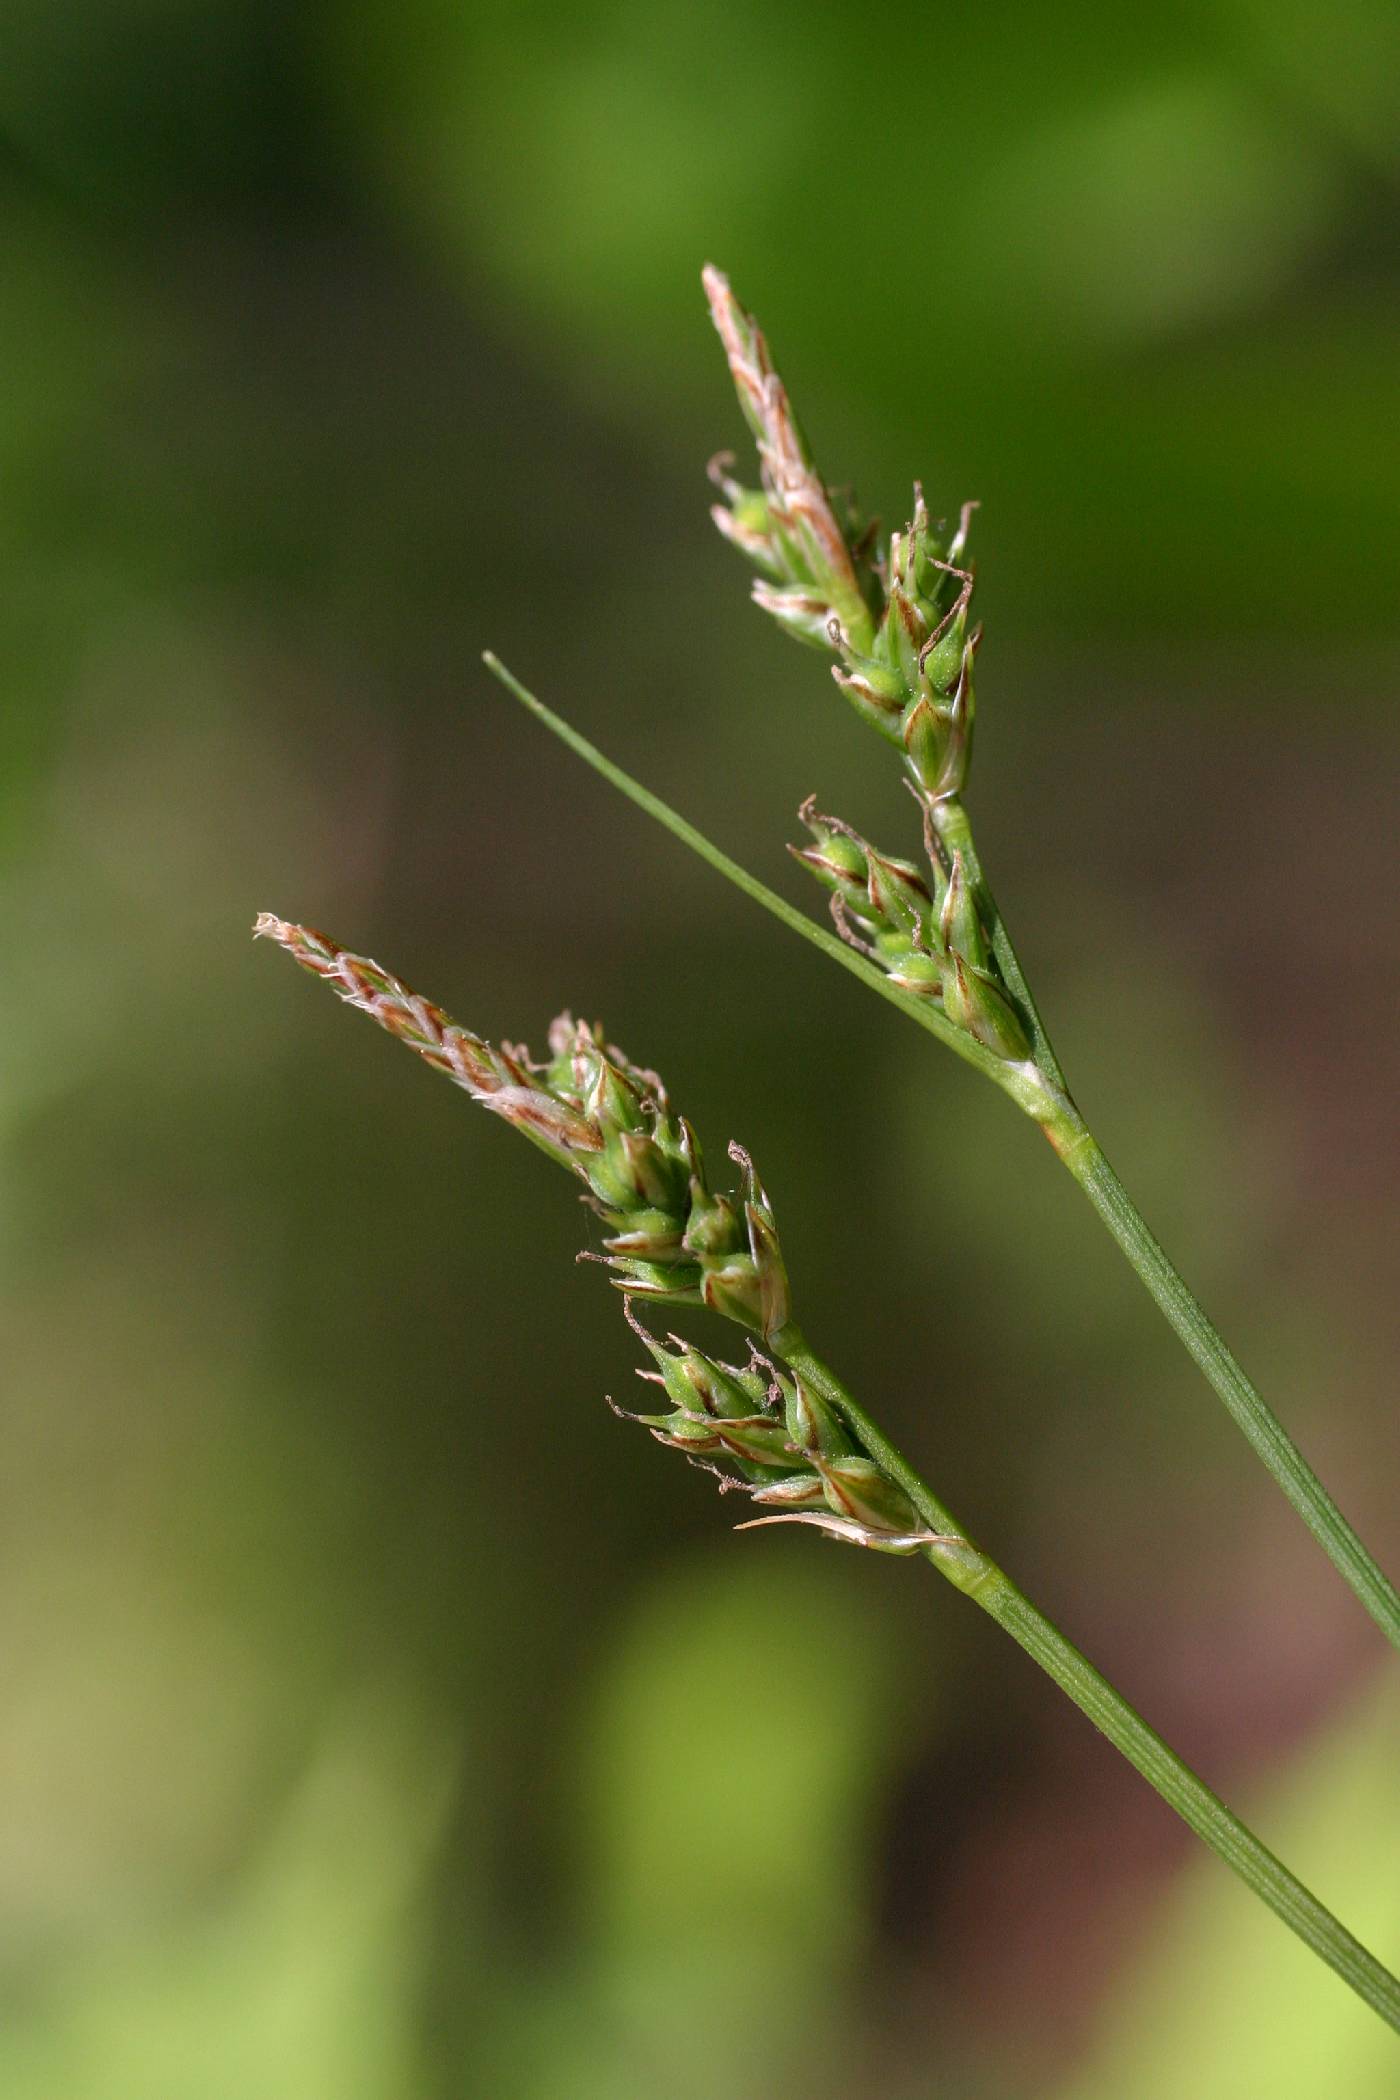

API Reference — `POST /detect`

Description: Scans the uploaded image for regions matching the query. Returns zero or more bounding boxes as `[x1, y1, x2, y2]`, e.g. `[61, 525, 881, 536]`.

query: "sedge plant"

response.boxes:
[257, 267, 1399, 2033]
[483, 266, 1400, 1660]
[254, 914, 1400, 2027]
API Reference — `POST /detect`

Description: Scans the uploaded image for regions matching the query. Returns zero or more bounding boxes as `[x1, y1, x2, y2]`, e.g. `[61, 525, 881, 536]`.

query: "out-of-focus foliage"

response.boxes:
[0, 0, 1396, 2093]
[1057, 1680, 1400, 2100]
[327, 0, 1400, 632]
[0, 1699, 455, 2100]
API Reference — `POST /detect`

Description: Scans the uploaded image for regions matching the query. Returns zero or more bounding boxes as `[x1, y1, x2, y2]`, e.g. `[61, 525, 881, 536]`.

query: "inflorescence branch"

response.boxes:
[256, 912, 1400, 2029]
[697, 267, 1400, 1659]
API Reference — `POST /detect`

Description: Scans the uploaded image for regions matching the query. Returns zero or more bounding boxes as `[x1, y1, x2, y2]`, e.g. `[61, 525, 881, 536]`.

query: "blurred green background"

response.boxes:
[1, 1, 1398, 2093]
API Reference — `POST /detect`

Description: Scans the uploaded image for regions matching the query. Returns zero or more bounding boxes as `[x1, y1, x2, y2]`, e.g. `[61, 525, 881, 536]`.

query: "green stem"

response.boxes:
[483, 659, 1400, 1650]
[936, 791, 1400, 1648]
[1053, 1119, 1400, 1649]
[483, 654, 1051, 1111]
[932, 794, 1066, 1088]
[776, 1326, 1400, 2034]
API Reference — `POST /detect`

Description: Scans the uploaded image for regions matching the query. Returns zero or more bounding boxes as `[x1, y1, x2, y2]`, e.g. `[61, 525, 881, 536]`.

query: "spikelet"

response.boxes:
[614, 1304, 951, 1557]
[704, 270, 979, 804]
[255, 916, 790, 1339]
[787, 805, 1031, 1063]
[703, 266, 878, 654]
[704, 269, 1027, 1063]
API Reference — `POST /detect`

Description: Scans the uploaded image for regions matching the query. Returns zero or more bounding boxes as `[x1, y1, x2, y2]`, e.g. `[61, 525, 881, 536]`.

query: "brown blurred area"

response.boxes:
[1, 4, 1397, 2094]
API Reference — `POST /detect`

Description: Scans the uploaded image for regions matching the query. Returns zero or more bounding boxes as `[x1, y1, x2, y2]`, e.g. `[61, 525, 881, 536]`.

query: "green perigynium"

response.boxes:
[792, 798, 1030, 1059]
[617, 1304, 942, 1554]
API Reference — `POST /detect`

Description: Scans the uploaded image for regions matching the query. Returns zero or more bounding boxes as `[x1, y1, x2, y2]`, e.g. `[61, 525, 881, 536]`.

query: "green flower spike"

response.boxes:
[253, 915, 790, 1341]
[615, 1303, 949, 1557]
[704, 268, 981, 803]
[702, 265, 878, 654]
[255, 915, 945, 1558]
[788, 802, 1030, 1059]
